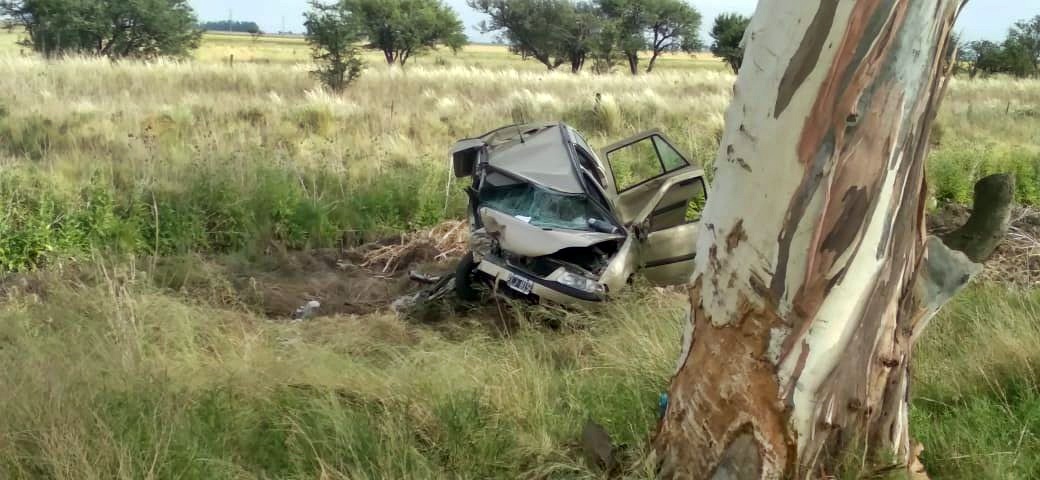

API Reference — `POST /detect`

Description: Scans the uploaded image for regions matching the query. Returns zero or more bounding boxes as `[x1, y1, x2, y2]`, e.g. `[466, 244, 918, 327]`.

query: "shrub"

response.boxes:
[929, 141, 1040, 206]
[304, 1, 365, 92]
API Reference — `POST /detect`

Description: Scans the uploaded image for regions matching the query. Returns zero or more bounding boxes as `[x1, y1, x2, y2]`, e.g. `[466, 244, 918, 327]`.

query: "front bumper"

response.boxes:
[474, 258, 605, 305]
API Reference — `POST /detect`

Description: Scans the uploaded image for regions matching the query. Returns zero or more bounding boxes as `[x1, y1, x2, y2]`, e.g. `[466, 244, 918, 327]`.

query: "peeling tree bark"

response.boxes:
[651, 1, 1000, 478]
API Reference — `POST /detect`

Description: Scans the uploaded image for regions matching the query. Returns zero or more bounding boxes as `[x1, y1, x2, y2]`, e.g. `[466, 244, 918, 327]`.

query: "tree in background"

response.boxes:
[469, 0, 701, 75]
[0, 0, 202, 59]
[709, 13, 749, 73]
[962, 40, 1004, 78]
[345, 0, 465, 67]
[643, 0, 702, 73]
[1008, 15, 1039, 76]
[304, 1, 364, 92]
[589, 15, 623, 73]
[469, 0, 585, 72]
[957, 15, 1039, 79]
[199, 20, 262, 34]
[597, 0, 647, 75]
[597, 0, 702, 75]
[961, 37, 1036, 79]
[560, 1, 603, 73]
[999, 36, 1036, 78]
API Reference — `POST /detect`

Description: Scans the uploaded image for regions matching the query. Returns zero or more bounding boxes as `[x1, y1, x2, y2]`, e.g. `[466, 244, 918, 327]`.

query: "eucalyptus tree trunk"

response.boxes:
[652, 0, 990, 478]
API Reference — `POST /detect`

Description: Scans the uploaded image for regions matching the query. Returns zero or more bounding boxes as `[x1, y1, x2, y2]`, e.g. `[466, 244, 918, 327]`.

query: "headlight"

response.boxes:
[557, 271, 606, 295]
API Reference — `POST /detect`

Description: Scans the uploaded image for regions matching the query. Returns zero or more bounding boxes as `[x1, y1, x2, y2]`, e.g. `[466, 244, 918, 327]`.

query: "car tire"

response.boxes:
[455, 252, 481, 301]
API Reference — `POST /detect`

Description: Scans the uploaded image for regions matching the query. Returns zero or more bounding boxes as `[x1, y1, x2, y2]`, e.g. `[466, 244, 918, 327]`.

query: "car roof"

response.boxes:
[482, 123, 586, 194]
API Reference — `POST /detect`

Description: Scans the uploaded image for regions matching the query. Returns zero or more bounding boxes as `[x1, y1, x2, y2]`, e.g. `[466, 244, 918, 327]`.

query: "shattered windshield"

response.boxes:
[479, 181, 602, 231]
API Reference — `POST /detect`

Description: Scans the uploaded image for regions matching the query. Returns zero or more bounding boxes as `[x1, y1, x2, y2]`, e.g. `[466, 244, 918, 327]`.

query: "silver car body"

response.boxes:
[451, 122, 708, 305]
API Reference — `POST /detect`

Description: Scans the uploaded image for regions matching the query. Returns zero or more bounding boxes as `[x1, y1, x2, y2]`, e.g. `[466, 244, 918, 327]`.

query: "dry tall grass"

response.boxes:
[0, 36, 1039, 479]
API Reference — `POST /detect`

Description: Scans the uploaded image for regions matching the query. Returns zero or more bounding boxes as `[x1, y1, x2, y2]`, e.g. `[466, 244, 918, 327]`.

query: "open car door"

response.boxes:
[602, 131, 707, 286]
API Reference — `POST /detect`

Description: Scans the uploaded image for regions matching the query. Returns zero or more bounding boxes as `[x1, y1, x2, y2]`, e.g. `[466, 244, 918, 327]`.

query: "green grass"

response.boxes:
[0, 162, 459, 270]
[0, 262, 1037, 479]
[0, 271, 682, 479]
[913, 286, 1040, 479]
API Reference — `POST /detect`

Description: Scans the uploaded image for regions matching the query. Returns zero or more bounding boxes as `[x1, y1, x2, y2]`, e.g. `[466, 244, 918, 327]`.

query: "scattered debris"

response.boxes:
[408, 271, 443, 284]
[980, 208, 1040, 287]
[361, 220, 467, 274]
[291, 300, 322, 321]
[392, 274, 457, 313]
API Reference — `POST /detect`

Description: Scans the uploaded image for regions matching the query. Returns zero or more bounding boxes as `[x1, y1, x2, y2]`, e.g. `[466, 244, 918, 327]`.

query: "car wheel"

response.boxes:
[455, 252, 481, 301]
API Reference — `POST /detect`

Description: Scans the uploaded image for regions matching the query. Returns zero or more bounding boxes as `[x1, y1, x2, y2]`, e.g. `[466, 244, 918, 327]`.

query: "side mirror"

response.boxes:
[450, 139, 486, 178]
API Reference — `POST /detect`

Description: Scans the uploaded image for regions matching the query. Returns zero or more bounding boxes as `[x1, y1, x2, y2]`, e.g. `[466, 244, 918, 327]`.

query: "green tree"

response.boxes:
[598, 0, 703, 75]
[962, 40, 1003, 78]
[0, 0, 202, 59]
[469, 0, 597, 73]
[643, 0, 702, 73]
[304, 1, 364, 92]
[561, 1, 604, 73]
[589, 16, 623, 73]
[962, 37, 1035, 79]
[1008, 15, 1039, 76]
[344, 0, 466, 67]
[709, 13, 750, 73]
[597, 0, 647, 75]
[1000, 36, 1036, 78]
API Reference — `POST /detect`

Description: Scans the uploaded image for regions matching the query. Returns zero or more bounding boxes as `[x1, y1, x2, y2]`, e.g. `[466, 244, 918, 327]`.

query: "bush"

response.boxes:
[928, 141, 1040, 206]
[304, 1, 365, 92]
[0, 160, 463, 271]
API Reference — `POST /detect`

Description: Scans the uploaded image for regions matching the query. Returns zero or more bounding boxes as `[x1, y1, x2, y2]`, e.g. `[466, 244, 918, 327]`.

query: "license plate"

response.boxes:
[507, 274, 534, 295]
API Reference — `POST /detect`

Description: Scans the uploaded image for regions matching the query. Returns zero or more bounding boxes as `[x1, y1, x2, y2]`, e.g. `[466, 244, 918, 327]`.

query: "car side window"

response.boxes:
[607, 134, 690, 192]
[655, 136, 688, 172]
[607, 137, 664, 191]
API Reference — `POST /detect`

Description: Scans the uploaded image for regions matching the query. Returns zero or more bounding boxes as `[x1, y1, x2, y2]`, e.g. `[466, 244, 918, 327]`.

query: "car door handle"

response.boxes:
[678, 178, 698, 187]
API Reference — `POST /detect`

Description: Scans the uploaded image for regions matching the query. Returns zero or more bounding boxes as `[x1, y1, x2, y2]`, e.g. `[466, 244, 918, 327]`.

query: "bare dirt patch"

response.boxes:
[227, 221, 469, 319]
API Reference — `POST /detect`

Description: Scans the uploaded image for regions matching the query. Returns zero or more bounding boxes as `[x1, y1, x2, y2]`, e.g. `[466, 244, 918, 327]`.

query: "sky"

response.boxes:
[190, 0, 1036, 44]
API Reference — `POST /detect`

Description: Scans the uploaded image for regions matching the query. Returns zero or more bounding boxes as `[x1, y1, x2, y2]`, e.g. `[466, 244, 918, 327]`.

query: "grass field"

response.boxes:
[198, 32, 729, 72]
[1, 31, 1039, 479]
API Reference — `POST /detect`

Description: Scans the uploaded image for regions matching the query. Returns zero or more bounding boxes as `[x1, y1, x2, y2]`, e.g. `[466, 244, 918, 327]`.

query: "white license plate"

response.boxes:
[507, 274, 535, 295]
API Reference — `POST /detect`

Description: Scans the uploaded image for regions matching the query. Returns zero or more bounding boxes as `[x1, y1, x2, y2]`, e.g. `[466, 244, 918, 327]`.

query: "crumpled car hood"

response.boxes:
[478, 207, 625, 257]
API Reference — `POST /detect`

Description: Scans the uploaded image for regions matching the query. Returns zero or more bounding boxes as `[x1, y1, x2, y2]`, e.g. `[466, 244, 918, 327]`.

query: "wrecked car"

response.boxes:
[450, 122, 708, 305]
